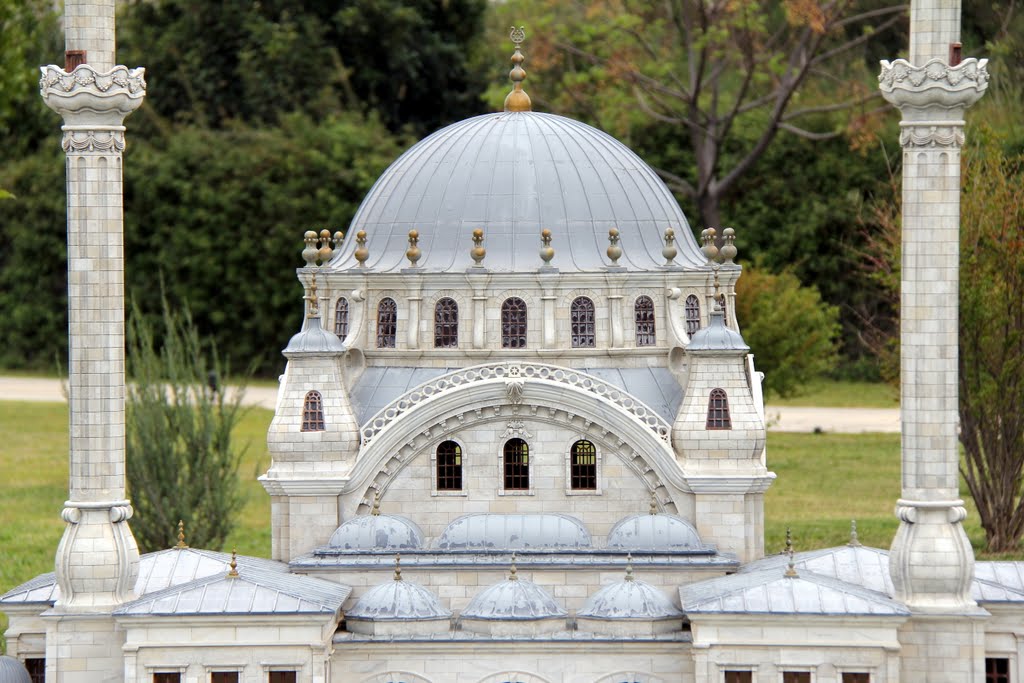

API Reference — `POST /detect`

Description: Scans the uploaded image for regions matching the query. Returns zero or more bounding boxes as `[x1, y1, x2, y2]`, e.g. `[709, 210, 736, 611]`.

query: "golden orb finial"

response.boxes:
[504, 26, 532, 112]
[174, 519, 188, 549]
[227, 549, 239, 578]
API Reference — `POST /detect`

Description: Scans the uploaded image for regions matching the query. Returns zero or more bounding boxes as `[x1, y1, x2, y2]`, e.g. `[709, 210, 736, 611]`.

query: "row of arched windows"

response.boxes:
[332, 295, 683, 348]
[434, 438, 598, 492]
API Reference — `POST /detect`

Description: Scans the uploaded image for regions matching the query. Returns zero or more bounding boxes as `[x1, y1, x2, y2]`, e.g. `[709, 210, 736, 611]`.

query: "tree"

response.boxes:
[487, 0, 905, 228]
[126, 298, 247, 552]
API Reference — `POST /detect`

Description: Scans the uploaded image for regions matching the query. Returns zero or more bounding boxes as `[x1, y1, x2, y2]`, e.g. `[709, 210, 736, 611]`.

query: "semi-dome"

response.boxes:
[345, 560, 451, 636]
[332, 111, 704, 273]
[435, 513, 591, 551]
[328, 514, 424, 552]
[606, 513, 705, 551]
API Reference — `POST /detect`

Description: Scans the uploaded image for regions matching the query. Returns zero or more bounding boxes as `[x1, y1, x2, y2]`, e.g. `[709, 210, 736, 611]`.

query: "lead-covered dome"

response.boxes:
[607, 513, 706, 551]
[327, 514, 424, 552]
[332, 111, 703, 273]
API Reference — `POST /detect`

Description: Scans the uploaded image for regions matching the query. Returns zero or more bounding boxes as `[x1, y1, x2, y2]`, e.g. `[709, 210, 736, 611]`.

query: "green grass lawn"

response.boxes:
[766, 379, 899, 408]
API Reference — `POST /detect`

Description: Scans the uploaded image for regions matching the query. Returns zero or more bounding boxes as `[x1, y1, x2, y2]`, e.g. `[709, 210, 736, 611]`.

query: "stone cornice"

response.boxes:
[39, 64, 146, 126]
[878, 58, 988, 119]
[682, 473, 776, 494]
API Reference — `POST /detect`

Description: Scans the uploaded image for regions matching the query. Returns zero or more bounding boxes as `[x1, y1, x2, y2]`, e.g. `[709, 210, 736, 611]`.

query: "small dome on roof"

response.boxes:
[687, 308, 748, 352]
[578, 577, 683, 620]
[347, 579, 450, 621]
[283, 315, 346, 355]
[436, 513, 591, 551]
[0, 656, 32, 683]
[328, 514, 424, 551]
[461, 576, 566, 621]
[607, 513, 705, 551]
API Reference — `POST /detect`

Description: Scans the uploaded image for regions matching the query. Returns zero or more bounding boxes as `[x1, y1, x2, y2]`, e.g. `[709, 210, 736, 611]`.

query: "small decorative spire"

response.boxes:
[509, 551, 519, 581]
[607, 228, 622, 266]
[394, 553, 403, 582]
[784, 528, 798, 578]
[227, 549, 239, 578]
[174, 519, 188, 549]
[471, 228, 486, 267]
[504, 26, 532, 113]
[849, 519, 862, 547]
[318, 228, 334, 264]
[354, 230, 369, 267]
[662, 227, 678, 265]
[649, 490, 658, 515]
[700, 228, 719, 262]
[720, 227, 737, 264]
[371, 489, 381, 516]
[306, 273, 320, 318]
[332, 230, 345, 250]
[625, 552, 635, 582]
[406, 229, 422, 267]
[712, 267, 724, 313]
[539, 228, 554, 266]
[302, 230, 319, 266]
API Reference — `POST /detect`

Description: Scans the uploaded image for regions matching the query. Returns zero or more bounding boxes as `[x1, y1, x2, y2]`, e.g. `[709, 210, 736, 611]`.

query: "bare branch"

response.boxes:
[650, 164, 696, 197]
[831, 4, 908, 30]
[783, 91, 884, 121]
[812, 13, 905, 65]
[777, 122, 841, 140]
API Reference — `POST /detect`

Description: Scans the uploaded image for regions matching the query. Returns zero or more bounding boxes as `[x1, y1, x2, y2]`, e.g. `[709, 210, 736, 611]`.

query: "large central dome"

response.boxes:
[333, 111, 703, 273]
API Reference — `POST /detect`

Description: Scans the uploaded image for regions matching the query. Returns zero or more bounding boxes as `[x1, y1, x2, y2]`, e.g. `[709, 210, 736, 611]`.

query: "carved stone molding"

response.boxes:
[40, 64, 146, 95]
[62, 127, 126, 153]
[879, 58, 988, 115]
[39, 63, 146, 126]
[899, 122, 966, 149]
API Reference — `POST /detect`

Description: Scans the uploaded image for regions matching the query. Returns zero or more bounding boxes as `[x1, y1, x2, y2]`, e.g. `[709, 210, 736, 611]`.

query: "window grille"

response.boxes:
[152, 674, 181, 683]
[783, 674, 811, 683]
[301, 391, 326, 431]
[436, 440, 463, 491]
[334, 297, 349, 340]
[841, 674, 870, 683]
[706, 388, 731, 430]
[434, 297, 459, 348]
[211, 674, 240, 683]
[571, 296, 596, 347]
[25, 660, 45, 683]
[685, 295, 701, 336]
[268, 674, 298, 683]
[723, 672, 752, 683]
[501, 297, 528, 349]
[503, 438, 529, 490]
[377, 297, 397, 348]
[986, 660, 1009, 683]
[635, 295, 656, 346]
[570, 440, 597, 490]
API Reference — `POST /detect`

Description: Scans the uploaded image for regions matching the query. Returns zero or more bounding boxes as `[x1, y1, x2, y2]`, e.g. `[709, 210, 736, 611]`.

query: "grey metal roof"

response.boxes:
[298, 551, 735, 569]
[113, 566, 350, 617]
[680, 567, 909, 616]
[435, 513, 591, 551]
[687, 308, 748, 352]
[283, 315, 346, 355]
[578, 576, 683, 620]
[741, 545, 894, 596]
[327, 514, 425, 552]
[606, 514, 707, 551]
[350, 366, 682, 427]
[334, 629, 690, 643]
[0, 656, 32, 683]
[332, 111, 703, 273]
[461, 576, 567, 620]
[346, 577, 451, 621]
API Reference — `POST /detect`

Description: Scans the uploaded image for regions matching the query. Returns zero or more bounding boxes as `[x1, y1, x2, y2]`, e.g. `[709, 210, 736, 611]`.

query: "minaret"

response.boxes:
[39, 0, 145, 678]
[880, 1, 988, 680]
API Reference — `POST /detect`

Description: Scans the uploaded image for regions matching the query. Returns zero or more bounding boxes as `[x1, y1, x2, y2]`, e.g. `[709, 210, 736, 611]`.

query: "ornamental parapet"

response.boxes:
[39, 64, 146, 132]
[879, 58, 988, 119]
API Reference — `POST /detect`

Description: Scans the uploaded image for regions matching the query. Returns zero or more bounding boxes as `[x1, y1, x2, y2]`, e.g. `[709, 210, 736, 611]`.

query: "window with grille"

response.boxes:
[503, 438, 529, 490]
[436, 440, 463, 491]
[783, 673, 811, 683]
[706, 388, 731, 429]
[685, 295, 701, 336]
[25, 659, 44, 683]
[434, 297, 459, 348]
[635, 295, 656, 346]
[268, 673, 298, 683]
[570, 296, 596, 347]
[723, 672, 752, 683]
[376, 298, 397, 348]
[301, 391, 325, 431]
[986, 659, 1010, 683]
[211, 673, 240, 683]
[334, 297, 349, 340]
[153, 674, 181, 683]
[841, 674, 870, 683]
[570, 440, 598, 490]
[501, 297, 528, 349]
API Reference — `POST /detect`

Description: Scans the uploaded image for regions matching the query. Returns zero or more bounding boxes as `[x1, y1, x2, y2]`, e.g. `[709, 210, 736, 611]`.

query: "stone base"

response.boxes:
[43, 611, 125, 683]
[898, 612, 988, 683]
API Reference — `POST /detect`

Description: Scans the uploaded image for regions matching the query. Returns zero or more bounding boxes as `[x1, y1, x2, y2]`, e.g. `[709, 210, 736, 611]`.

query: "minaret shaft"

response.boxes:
[64, 0, 116, 71]
[910, 0, 961, 64]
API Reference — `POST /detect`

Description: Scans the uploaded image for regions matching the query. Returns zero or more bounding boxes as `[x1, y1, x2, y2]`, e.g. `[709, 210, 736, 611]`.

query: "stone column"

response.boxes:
[880, 1, 989, 679]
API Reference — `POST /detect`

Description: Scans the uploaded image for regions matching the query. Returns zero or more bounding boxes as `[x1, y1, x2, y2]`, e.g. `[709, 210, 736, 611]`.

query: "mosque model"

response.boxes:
[2, 2, 1022, 682]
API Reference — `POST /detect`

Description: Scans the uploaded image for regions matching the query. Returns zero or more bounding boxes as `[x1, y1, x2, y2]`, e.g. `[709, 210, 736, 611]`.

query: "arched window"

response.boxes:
[434, 297, 459, 348]
[436, 440, 463, 491]
[706, 388, 731, 430]
[570, 296, 596, 347]
[376, 297, 397, 348]
[501, 297, 528, 349]
[570, 440, 597, 490]
[301, 391, 325, 431]
[634, 295, 656, 346]
[503, 438, 530, 490]
[334, 297, 349, 340]
[684, 295, 701, 336]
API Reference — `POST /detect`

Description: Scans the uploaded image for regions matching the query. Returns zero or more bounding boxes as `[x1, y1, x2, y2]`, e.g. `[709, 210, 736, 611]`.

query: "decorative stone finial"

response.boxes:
[471, 228, 486, 266]
[306, 273, 320, 319]
[406, 229, 422, 267]
[371, 489, 381, 516]
[504, 27, 532, 112]
[509, 551, 519, 581]
[720, 227, 737, 264]
[318, 229, 333, 264]
[174, 519, 188, 549]
[227, 549, 239, 578]
[662, 228, 677, 265]
[625, 552, 635, 582]
[784, 528, 798, 578]
[539, 228, 554, 266]
[332, 230, 345, 250]
[849, 519, 862, 547]
[649, 490, 658, 515]
[394, 553, 403, 582]
[700, 228, 719, 262]
[302, 230, 319, 266]
[607, 228, 622, 266]
[354, 230, 369, 267]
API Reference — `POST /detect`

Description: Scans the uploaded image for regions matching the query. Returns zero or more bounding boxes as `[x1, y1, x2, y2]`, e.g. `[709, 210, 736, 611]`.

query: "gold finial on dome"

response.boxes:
[625, 552, 635, 582]
[504, 26, 532, 112]
[509, 551, 519, 581]
[174, 519, 188, 549]
[394, 553, 403, 582]
[227, 549, 239, 578]
[784, 528, 798, 578]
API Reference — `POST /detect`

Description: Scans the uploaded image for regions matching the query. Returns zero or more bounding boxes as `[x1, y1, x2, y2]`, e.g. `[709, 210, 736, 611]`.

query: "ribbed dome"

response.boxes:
[687, 308, 748, 353]
[461, 576, 567, 620]
[328, 514, 424, 551]
[0, 656, 32, 683]
[606, 514, 705, 551]
[283, 315, 346, 355]
[347, 578, 450, 621]
[578, 577, 683, 620]
[333, 111, 703, 273]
